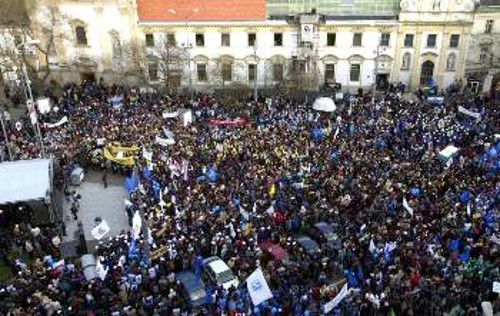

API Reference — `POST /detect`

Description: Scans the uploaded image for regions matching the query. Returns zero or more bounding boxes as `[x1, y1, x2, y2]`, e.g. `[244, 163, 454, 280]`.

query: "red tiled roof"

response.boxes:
[136, 0, 266, 22]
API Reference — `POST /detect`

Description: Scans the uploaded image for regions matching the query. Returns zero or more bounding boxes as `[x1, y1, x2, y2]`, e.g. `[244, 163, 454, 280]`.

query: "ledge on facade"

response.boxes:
[268, 14, 398, 21]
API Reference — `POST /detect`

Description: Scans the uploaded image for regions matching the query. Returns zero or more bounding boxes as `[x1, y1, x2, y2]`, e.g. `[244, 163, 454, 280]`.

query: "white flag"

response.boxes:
[266, 205, 275, 216]
[369, 239, 377, 254]
[333, 126, 340, 140]
[246, 267, 273, 306]
[403, 197, 414, 216]
[323, 283, 349, 313]
[91, 220, 111, 240]
[95, 257, 108, 281]
[132, 211, 142, 239]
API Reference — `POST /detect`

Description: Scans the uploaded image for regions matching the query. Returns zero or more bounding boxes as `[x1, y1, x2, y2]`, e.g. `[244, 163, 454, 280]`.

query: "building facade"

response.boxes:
[6, 0, 496, 94]
[465, 0, 500, 97]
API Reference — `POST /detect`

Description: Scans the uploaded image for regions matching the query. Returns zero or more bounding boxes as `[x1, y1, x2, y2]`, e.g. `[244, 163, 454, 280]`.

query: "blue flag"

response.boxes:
[124, 176, 138, 195]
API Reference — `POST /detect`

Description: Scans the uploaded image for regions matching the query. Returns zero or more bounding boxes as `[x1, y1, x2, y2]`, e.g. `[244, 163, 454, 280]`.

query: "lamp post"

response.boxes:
[17, 39, 45, 158]
[253, 43, 258, 102]
[0, 106, 12, 161]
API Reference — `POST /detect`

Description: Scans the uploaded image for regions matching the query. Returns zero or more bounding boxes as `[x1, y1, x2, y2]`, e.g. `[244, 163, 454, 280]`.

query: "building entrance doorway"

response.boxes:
[376, 74, 389, 90]
[80, 72, 96, 82]
[420, 61, 435, 85]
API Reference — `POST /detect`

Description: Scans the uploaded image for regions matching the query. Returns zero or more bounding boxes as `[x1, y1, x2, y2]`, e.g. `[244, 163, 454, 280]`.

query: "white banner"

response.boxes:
[37, 98, 51, 114]
[155, 136, 175, 147]
[323, 283, 349, 314]
[301, 24, 314, 42]
[132, 211, 142, 239]
[182, 110, 193, 127]
[458, 106, 481, 119]
[162, 111, 178, 119]
[91, 220, 110, 240]
[44, 116, 68, 128]
[246, 267, 273, 306]
[95, 256, 109, 281]
[403, 197, 414, 216]
[143, 148, 153, 161]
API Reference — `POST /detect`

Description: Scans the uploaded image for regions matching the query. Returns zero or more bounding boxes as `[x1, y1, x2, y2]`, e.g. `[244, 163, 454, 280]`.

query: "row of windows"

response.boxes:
[148, 62, 364, 83]
[145, 32, 460, 49]
[400, 52, 457, 71]
[149, 52, 457, 83]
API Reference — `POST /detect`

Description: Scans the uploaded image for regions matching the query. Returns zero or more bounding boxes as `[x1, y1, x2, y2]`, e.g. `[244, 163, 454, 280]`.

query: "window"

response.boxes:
[148, 62, 158, 81]
[221, 33, 230, 47]
[327, 33, 336, 46]
[449, 34, 459, 48]
[404, 34, 414, 47]
[273, 64, 283, 81]
[274, 33, 283, 46]
[145, 34, 154, 47]
[426, 34, 437, 47]
[248, 33, 256, 47]
[349, 64, 360, 82]
[75, 26, 88, 46]
[248, 64, 256, 81]
[195, 34, 204, 47]
[222, 63, 232, 82]
[110, 33, 121, 58]
[380, 33, 390, 46]
[166, 33, 176, 46]
[446, 53, 456, 71]
[480, 46, 490, 63]
[197, 64, 207, 82]
[325, 64, 335, 83]
[485, 20, 493, 33]
[13, 35, 22, 46]
[401, 52, 411, 70]
[353, 33, 362, 47]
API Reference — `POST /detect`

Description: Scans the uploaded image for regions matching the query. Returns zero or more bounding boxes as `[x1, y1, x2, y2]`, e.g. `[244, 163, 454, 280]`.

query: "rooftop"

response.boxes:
[136, 0, 266, 22]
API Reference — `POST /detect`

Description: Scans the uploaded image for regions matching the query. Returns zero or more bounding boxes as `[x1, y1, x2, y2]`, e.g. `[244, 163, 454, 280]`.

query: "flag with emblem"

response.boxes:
[246, 267, 273, 306]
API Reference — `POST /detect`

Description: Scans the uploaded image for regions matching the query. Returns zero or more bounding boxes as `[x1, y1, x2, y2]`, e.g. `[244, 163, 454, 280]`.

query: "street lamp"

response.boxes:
[17, 39, 45, 158]
[0, 106, 13, 161]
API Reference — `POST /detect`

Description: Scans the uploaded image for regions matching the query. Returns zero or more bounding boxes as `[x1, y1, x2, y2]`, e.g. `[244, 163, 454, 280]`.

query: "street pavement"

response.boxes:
[61, 171, 129, 254]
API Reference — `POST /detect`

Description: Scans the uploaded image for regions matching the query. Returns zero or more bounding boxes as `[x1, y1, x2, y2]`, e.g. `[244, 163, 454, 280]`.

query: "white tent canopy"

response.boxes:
[313, 97, 336, 112]
[0, 159, 52, 204]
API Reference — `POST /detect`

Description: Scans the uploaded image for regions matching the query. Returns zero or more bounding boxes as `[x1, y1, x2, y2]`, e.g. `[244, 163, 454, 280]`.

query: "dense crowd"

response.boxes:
[0, 81, 499, 316]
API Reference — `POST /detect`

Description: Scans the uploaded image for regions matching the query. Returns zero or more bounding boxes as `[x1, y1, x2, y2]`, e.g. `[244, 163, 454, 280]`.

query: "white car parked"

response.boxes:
[202, 256, 239, 290]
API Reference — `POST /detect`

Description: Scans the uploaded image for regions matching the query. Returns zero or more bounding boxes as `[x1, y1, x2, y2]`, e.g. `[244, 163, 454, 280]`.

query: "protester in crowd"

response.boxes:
[0, 80, 498, 315]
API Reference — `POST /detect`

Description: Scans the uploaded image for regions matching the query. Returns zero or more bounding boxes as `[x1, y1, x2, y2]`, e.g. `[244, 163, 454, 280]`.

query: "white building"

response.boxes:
[465, 0, 500, 97]
[6, 0, 492, 95]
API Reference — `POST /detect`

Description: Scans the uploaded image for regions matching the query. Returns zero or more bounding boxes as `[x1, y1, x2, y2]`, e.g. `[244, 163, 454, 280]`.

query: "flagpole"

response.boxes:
[136, 173, 151, 264]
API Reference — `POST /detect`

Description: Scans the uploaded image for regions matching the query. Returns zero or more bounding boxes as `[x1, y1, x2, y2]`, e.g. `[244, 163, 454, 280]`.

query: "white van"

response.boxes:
[202, 256, 239, 290]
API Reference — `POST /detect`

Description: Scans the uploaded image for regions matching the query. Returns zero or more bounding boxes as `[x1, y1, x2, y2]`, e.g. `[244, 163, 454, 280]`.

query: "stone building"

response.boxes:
[2, 0, 497, 95]
[465, 0, 500, 98]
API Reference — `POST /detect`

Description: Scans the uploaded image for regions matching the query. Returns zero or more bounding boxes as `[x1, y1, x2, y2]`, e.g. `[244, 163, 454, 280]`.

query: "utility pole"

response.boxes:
[17, 40, 46, 158]
[0, 106, 12, 161]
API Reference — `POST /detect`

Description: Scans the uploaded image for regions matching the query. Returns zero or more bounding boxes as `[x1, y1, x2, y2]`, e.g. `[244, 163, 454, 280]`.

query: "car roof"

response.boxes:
[176, 271, 205, 290]
[296, 235, 318, 246]
[314, 222, 333, 232]
[204, 257, 230, 274]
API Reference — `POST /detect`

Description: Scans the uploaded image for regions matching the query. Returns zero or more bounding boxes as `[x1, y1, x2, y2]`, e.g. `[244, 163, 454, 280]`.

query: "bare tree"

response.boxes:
[0, 0, 30, 100]
[25, 3, 69, 83]
[153, 37, 187, 92]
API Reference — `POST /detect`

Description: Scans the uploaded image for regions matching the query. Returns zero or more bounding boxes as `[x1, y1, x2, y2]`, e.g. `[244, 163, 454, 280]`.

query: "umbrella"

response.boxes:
[312, 97, 336, 112]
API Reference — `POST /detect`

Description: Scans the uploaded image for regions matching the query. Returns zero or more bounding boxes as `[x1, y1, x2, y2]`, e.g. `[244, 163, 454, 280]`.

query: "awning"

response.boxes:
[0, 159, 52, 204]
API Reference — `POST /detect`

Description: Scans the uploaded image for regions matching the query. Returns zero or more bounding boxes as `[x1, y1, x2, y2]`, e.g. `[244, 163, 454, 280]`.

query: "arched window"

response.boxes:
[75, 26, 88, 46]
[110, 32, 121, 58]
[446, 53, 456, 71]
[401, 52, 411, 70]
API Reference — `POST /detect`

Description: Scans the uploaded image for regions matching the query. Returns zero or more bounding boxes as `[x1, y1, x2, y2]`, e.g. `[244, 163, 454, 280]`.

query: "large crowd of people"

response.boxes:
[0, 80, 499, 315]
